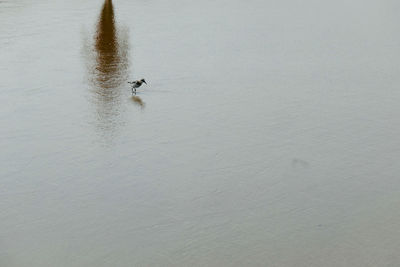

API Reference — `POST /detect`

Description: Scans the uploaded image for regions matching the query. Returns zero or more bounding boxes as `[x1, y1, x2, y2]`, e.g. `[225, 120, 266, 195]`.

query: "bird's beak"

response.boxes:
[144, 81, 147, 84]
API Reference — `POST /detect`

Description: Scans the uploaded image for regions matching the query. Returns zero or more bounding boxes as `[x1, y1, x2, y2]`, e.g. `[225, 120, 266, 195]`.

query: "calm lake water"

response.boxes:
[1, 0, 400, 266]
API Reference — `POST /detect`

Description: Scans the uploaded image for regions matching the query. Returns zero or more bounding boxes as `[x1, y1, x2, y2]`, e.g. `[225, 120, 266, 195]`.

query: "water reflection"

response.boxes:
[131, 95, 145, 108]
[85, 0, 130, 140]
[95, 0, 128, 88]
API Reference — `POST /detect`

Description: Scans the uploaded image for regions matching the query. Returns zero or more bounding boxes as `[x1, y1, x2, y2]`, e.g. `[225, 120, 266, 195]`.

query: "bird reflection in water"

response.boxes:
[131, 95, 145, 108]
[84, 0, 131, 140]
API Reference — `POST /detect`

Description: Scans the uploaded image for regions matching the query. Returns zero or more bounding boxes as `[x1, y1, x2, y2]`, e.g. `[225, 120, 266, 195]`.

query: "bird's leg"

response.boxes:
[134, 88, 137, 95]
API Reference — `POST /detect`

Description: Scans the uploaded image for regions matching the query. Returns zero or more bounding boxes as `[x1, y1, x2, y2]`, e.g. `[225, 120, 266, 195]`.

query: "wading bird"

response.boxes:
[128, 79, 147, 95]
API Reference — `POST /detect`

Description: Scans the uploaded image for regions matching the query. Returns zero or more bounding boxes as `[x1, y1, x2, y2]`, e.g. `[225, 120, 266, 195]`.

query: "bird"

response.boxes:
[128, 79, 147, 95]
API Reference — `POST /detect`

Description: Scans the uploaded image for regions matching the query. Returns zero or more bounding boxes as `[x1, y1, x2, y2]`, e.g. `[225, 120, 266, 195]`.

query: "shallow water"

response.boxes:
[1, 0, 400, 266]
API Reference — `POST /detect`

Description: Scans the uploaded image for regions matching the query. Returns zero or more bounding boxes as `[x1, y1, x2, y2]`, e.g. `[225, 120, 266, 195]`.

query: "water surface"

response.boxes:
[1, 0, 400, 266]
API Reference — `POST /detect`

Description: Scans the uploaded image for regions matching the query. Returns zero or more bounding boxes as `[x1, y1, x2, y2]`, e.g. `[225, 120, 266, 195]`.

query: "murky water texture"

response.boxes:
[1, 0, 400, 266]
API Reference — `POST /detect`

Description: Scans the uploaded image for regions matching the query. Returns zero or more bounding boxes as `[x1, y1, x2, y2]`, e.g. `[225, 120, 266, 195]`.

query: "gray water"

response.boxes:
[1, 0, 400, 266]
